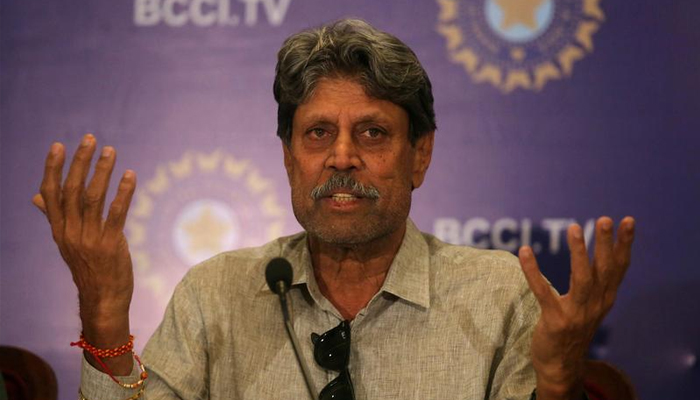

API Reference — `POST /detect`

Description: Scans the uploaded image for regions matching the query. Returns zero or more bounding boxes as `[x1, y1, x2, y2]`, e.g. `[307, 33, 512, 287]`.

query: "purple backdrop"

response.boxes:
[2, 0, 699, 398]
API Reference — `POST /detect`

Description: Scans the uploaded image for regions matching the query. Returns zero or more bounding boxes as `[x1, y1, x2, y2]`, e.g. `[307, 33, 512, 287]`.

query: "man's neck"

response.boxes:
[308, 223, 407, 320]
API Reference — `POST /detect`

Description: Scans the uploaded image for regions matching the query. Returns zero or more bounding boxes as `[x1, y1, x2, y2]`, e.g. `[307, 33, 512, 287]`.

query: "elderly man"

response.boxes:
[34, 19, 634, 400]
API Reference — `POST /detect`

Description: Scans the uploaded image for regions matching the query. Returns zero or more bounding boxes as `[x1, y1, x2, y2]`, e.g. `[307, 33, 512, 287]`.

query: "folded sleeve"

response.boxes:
[80, 355, 142, 399]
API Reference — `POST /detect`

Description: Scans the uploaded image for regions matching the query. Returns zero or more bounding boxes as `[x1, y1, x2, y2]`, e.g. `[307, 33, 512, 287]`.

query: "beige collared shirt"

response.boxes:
[81, 219, 539, 399]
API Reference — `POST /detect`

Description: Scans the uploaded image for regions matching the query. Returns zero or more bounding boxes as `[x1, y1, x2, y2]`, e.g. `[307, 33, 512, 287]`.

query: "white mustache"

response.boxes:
[310, 174, 381, 200]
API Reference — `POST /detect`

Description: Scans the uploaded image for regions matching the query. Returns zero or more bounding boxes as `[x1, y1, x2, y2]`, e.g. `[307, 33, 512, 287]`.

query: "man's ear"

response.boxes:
[282, 141, 293, 181]
[411, 131, 434, 190]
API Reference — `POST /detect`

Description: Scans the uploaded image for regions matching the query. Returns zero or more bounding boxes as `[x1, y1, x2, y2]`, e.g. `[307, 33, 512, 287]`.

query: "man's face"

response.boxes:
[283, 78, 433, 245]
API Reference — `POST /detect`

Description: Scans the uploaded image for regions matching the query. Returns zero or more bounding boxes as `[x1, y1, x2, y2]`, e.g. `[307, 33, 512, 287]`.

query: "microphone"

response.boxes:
[265, 257, 293, 293]
[265, 257, 318, 400]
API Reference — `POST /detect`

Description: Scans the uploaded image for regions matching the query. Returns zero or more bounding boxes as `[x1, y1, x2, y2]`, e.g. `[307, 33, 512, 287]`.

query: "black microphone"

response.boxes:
[265, 257, 318, 400]
[265, 258, 293, 293]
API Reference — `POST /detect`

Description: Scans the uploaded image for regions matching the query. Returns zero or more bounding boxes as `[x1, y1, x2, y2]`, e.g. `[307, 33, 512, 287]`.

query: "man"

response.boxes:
[33, 19, 634, 399]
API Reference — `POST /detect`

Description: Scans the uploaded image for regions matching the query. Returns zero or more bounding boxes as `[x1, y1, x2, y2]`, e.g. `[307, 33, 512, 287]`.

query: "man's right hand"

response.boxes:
[33, 133, 137, 375]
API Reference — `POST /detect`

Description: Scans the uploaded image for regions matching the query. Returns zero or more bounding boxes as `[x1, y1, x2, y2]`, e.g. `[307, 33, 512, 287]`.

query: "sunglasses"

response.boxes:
[311, 320, 355, 400]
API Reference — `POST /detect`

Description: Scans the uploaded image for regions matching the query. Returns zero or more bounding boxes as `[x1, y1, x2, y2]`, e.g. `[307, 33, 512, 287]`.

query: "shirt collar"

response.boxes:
[258, 219, 431, 309]
[258, 233, 312, 294]
[379, 218, 431, 309]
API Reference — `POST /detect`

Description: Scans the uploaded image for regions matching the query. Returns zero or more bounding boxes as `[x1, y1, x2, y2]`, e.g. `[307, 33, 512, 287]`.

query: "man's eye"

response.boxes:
[308, 128, 328, 139]
[362, 128, 384, 139]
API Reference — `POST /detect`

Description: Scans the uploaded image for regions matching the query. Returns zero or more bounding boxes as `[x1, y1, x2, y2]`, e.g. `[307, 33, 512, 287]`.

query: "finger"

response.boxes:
[593, 216, 614, 282]
[102, 170, 137, 245]
[39, 142, 66, 241]
[62, 134, 97, 238]
[32, 193, 47, 215]
[82, 146, 116, 246]
[518, 246, 558, 310]
[567, 223, 593, 304]
[610, 216, 635, 289]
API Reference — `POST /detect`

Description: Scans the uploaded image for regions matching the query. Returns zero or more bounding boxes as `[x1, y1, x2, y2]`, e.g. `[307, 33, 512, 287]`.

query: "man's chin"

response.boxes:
[293, 203, 409, 247]
[300, 216, 390, 247]
[308, 225, 379, 246]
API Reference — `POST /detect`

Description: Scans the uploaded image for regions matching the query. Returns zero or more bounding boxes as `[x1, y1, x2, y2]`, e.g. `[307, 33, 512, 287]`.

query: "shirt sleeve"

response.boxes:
[140, 274, 210, 398]
[80, 355, 142, 400]
[79, 273, 210, 399]
[488, 281, 541, 400]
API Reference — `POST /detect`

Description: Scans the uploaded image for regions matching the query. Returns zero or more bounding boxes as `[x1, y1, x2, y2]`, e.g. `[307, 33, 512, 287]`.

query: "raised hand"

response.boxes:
[33, 133, 137, 374]
[518, 216, 635, 400]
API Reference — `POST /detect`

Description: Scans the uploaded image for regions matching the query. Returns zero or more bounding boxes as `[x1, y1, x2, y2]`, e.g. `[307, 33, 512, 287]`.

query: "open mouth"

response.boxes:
[330, 193, 359, 203]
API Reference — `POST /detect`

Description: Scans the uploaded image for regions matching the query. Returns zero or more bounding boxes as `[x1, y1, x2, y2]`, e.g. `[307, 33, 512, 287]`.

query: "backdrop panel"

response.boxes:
[2, 0, 698, 398]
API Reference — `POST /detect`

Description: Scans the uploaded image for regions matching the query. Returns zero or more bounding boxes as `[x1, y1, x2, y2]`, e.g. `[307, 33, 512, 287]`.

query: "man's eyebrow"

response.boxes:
[354, 112, 393, 125]
[298, 113, 337, 125]
[297, 112, 394, 127]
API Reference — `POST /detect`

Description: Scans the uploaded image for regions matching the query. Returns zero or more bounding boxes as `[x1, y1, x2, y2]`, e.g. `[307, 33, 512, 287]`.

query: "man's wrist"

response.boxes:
[533, 359, 586, 400]
[80, 309, 131, 346]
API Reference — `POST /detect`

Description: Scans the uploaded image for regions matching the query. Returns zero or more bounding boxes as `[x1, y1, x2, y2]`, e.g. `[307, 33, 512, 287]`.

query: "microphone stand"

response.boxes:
[276, 281, 318, 400]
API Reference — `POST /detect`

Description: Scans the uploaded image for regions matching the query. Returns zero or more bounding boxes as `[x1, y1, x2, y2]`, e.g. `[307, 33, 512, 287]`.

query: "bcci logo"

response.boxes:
[126, 149, 287, 304]
[437, 0, 605, 92]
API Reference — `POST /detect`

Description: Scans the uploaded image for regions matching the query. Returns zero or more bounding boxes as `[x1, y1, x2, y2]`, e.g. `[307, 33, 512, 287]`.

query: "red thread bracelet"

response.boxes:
[70, 334, 134, 358]
[71, 334, 148, 388]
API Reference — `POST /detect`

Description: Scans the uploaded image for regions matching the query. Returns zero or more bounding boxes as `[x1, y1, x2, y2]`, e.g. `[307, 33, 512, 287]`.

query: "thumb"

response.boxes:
[32, 193, 47, 215]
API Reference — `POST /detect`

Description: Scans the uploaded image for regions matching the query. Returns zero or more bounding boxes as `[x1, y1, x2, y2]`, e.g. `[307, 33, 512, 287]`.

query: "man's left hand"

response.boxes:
[518, 216, 635, 400]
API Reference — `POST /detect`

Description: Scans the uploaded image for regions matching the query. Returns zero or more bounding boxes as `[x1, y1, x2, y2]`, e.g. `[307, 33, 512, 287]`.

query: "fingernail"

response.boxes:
[572, 225, 583, 239]
[600, 218, 612, 231]
[124, 170, 135, 179]
[519, 246, 532, 258]
[101, 146, 113, 157]
[51, 142, 61, 155]
[81, 134, 94, 147]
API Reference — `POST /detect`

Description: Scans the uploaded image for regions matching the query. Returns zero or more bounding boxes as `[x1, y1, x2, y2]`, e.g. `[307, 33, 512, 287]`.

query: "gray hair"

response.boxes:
[273, 19, 436, 146]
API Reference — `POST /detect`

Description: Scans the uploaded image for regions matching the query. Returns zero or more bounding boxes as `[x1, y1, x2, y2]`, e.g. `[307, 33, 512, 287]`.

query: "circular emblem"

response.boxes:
[171, 198, 241, 267]
[126, 149, 287, 305]
[437, 0, 605, 92]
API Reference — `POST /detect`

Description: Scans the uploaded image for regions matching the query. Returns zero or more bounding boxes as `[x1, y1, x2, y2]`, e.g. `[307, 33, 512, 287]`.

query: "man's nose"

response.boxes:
[325, 131, 361, 171]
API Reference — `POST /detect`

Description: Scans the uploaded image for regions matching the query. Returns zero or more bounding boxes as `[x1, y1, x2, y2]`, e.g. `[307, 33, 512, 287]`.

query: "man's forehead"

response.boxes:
[294, 79, 408, 126]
